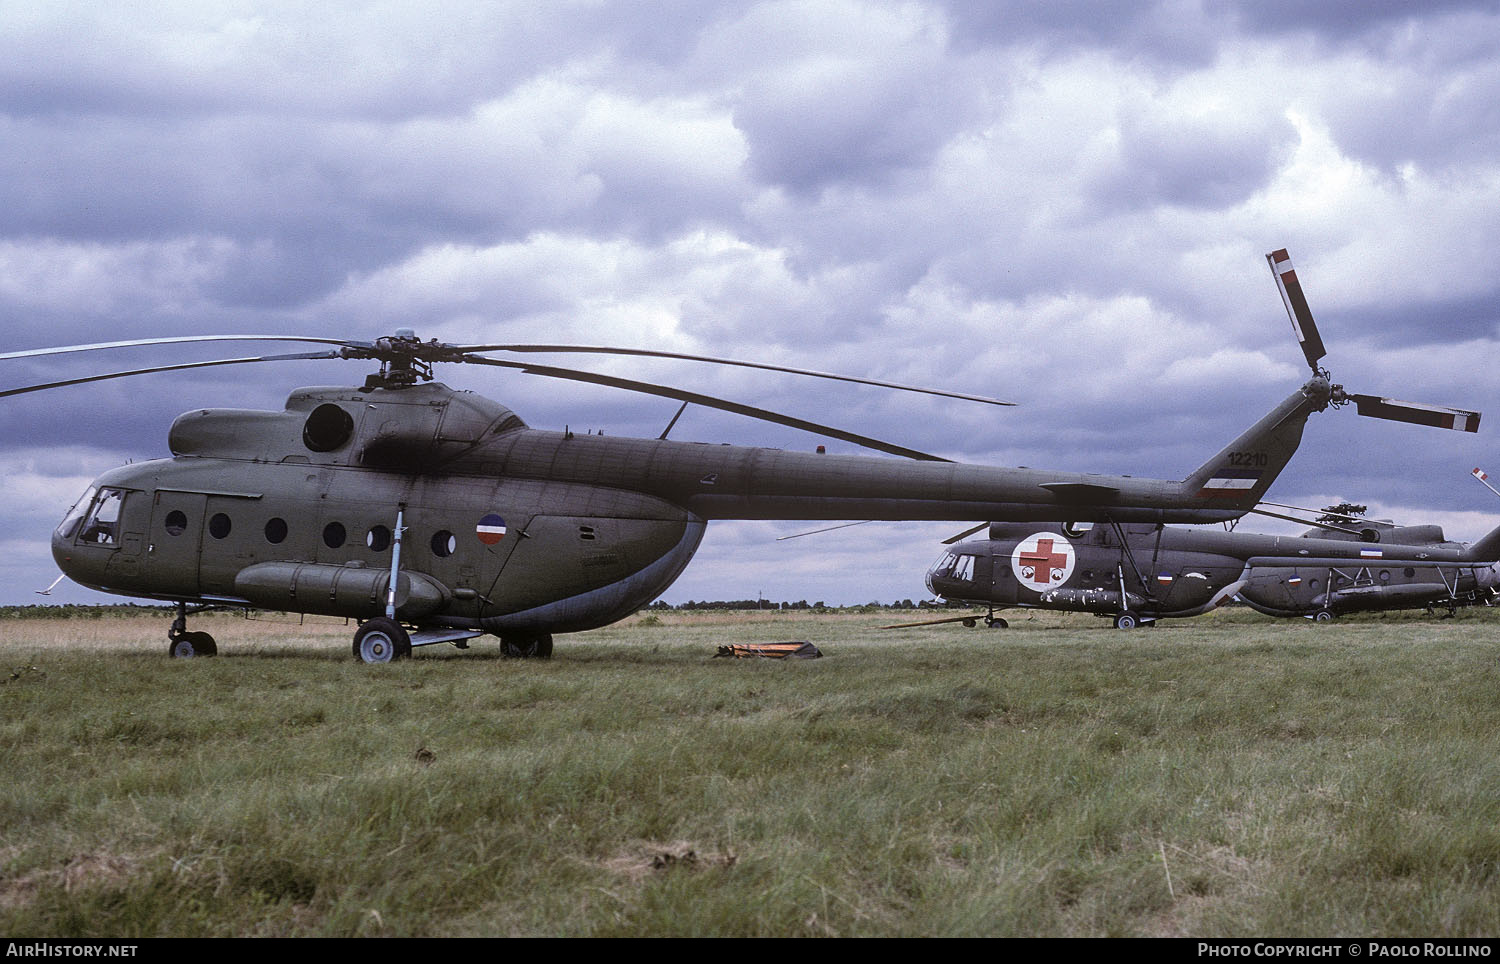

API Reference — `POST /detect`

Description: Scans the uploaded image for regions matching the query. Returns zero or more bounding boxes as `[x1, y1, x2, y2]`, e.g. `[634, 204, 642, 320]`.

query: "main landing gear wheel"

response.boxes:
[1312, 609, 1335, 623]
[353, 617, 411, 663]
[1113, 612, 1141, 629]
[168, 631, 217, 658]
[985, 616, 1008, 628]
[501, 634, 554, 659]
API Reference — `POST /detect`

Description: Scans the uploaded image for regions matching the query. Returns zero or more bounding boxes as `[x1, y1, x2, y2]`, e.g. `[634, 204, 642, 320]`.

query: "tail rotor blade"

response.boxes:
[1266, 249, 1327, 372]
[1349, 394, 1481, 433]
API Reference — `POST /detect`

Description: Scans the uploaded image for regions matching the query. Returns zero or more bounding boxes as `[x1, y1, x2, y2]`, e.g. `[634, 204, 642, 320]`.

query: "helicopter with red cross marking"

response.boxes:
[924, 514, 1500, 629]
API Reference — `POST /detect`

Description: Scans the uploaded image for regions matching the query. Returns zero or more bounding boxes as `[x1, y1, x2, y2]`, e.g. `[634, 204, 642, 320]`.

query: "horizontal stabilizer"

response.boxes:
[1350, 394, 1480, 433]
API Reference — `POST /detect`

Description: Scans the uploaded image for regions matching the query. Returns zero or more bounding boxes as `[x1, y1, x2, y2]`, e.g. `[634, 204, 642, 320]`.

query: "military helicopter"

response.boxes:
[2, 250, 1481, 660]
[924, 512, 1500, 628]
[1235, 469, 1500, 620]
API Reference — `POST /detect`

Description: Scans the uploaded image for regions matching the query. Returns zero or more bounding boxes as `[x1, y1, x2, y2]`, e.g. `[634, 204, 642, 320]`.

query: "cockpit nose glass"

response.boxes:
[926, 551, 975, 594]
[55, 485, 97, 541]
[58, 486, 125, 546]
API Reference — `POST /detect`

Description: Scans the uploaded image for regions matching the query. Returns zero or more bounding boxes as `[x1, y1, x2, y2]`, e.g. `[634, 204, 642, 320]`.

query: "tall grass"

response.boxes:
[2, 608, 1498, 935]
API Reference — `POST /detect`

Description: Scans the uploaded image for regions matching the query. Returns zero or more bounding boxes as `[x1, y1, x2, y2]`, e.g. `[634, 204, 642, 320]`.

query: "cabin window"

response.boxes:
[265, 518, 288, 544]
[76, 487, 126, 546]
[208, 513, 232, 539]
[431, 530, 456, 558]
[323, 522, 346, 549]
[163, 510, 188, 537]
[1379, 569, 1391, 583]
[1404, 567, 1416, 578]
[367, 525, 392, 552]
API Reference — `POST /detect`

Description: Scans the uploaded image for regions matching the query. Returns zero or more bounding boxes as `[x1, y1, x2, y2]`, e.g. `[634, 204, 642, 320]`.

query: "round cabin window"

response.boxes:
[264, 518, 288, 544]
[323, 522, 346, 549]
[164, 510, 188, 536]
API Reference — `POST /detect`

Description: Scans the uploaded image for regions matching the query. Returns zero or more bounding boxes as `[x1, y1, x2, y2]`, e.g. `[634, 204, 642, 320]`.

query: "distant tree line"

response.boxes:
[0, 603, 174, 619]
[646, 598, 967, 611]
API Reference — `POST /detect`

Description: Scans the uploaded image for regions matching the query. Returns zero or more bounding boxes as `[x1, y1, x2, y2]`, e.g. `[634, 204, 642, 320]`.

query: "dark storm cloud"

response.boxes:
[941, 0, 1224, 62]
[1212, 0, 1494, 36]
[4, 1, 1500, 606]
[1093, 109, 1298, 210]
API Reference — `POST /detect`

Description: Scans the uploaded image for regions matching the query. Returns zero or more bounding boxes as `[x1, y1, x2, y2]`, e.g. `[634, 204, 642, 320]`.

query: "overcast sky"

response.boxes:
[4, 0, 1500, 611]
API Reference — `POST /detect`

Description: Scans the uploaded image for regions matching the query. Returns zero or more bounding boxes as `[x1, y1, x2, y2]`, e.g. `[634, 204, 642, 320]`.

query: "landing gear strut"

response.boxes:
[167, 602, 216, 658]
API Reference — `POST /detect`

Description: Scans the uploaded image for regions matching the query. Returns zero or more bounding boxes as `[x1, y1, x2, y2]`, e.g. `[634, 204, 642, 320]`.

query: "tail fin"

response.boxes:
[1464, 523, 1500, 563]
[1179, 377, 1333, 510]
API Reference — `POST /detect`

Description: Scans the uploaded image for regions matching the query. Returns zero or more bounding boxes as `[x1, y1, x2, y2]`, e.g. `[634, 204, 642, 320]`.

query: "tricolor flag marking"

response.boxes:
[1360, 549, 1382, 559]
[1197, 469, 1262, 499]
[476, 513, 508, 545]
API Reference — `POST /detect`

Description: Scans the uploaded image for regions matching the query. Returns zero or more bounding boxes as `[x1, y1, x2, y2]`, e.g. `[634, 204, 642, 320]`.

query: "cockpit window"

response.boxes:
[73, 487, 127, 546]
[927, 552, 975, 582]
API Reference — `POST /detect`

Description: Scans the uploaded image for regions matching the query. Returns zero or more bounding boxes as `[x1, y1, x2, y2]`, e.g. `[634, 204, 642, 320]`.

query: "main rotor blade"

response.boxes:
[880, 613, 988, 629]
[458, 343, 1012, 407]
[0, 334, 360, 363]
[943, 522, 989, 544]
[460, 355, 950, 461]
[1266, 249, 1327, 373]
[0, 351, 342, 398]
[1256, 500, 1369, 524]
[776, 520, 876, 541]
[1245, 507, 1366, 537]
[1349, 394, 1481, 432]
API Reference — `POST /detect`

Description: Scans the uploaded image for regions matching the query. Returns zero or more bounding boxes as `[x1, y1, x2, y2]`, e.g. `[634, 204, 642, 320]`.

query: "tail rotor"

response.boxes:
[1266, 249, 1480, 434]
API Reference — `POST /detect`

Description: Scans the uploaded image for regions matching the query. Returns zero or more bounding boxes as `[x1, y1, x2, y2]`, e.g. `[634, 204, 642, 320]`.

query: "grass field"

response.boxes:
[2, 606, 1499, 937]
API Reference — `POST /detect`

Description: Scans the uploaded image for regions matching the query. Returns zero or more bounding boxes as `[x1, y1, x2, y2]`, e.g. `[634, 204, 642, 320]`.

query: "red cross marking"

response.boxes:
[1020, 538, 1069, 586]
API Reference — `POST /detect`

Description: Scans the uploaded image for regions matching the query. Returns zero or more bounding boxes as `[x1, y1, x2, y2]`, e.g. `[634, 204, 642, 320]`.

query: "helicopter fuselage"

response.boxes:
[53, 378, 1319, 637]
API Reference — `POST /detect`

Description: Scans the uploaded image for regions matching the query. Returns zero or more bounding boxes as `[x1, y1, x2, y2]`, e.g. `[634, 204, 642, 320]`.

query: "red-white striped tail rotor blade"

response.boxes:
[1266, 248, 1327, 372]
[1350, 394, 1481, 433]
[1472, 467, 1500, 501]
